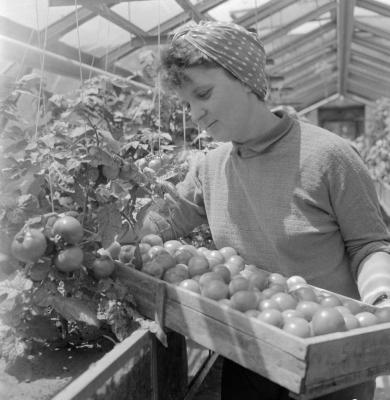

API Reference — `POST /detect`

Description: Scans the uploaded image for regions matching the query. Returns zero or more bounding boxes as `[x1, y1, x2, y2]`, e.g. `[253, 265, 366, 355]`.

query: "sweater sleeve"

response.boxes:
[168, 152, 208, 237]
[326, 140, 390, 279]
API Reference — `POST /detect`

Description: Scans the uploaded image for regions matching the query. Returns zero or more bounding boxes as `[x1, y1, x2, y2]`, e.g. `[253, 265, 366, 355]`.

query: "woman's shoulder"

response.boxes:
[298, 119, 359, 157]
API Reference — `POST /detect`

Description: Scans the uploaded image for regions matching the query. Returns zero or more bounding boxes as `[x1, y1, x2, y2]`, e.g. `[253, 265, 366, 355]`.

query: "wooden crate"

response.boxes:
[116, 265, 390, 399]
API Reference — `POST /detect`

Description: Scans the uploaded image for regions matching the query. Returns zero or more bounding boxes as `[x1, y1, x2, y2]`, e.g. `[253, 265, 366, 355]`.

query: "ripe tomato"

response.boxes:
[163, 240, 183, 255]
[197, 247, 211, 257]
[355, 311, 379, 327]
[201, 280, 229, 301]
[105, 240, 121, 260]
[225, 255, 245, 275]
[142, 260, 164, 278]
[320, 295, 343, 308]
[282, 309, 305, 320]
[177, 244, 199, 256]
[148, 245, 167, 259]
[342, 300, 362, 315]
[286, 275, 307, 290]
[343, 314, 360, 330]
[55, 246, 84, 272]
[283, 317, 311, 338]
[270, 292, 298, 311]
[228, 276, 250, 296]
[148, 158, 162, 171]
[206, 250, 225, 267]
[247, 270, 269, 291]
[179, 279, 201, 294]
[375, 307, 390, 323]
[118, 245, 136, 263]
[290, 286, 318, 303]
[188, 255, 210, 277]
[211, 264, 231, 283]
[295, 301, 322, 321]
[198, 272, 224, 288]
[258, 298, 279, 311]
[163, 264, 189, 284]
[11, 228, 47, 263]
[93, 256, 115, 279]
[258, 309, 283, 327]
[53, 216, 83, 244]
[218, 246, 237, 261]
[150, 252, 175, 272]
[268, 273, 287, 288]
[218, 299, 232, 309]
[140, 234, 163, 247]
[311, 307, 346, 336]
[230, 290, 259, 312]
[173, 248, 194, 265]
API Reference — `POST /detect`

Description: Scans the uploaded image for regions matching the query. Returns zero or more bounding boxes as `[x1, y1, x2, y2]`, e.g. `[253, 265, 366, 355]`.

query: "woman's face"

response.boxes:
[175, 66, 256, 142]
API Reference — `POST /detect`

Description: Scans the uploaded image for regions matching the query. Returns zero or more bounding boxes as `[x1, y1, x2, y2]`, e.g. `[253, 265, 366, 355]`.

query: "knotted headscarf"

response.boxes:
[172, 21, 268, 100]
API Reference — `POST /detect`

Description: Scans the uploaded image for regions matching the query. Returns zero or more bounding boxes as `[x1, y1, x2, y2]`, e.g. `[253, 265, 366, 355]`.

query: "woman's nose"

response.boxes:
[189, 103, 206, 125]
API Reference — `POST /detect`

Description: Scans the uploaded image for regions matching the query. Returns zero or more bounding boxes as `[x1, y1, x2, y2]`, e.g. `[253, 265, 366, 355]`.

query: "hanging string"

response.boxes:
[156, 0, 162, 157]
[16, 29, 35, 81]
[104, 19, 111, 72]
[74, 0, 84, 87]
[34, 0, 49, 139]
[182, 105, 187, 151]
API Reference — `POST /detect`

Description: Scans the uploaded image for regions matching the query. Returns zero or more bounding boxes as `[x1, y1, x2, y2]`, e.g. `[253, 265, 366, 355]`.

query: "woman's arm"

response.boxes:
[357, 251, 390, 305]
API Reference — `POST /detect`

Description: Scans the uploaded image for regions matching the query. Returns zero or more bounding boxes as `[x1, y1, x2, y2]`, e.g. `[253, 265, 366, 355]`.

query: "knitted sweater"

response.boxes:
[171, 111, 390, 299]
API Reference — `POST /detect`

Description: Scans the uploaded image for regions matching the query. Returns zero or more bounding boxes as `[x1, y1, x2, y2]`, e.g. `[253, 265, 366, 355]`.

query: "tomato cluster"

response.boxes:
[11, 214, 86, 274]
[130, 234, 390, 338]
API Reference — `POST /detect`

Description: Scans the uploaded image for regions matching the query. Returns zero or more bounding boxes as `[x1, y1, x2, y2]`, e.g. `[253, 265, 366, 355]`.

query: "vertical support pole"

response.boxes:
[151, 331, 189, 400]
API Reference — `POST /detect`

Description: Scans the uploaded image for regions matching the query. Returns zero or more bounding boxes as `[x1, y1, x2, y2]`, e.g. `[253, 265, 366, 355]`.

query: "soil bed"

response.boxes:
[0, 340, 114, 400]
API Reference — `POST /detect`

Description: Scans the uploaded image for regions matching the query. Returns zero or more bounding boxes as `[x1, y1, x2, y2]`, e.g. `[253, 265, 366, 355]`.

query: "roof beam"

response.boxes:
[351, 49, 390, 70]
[298, 93, 340, 116]
[345, 92, 375, 106]
[175, 0, 208, 23]
[149, 0, 224, 35]
[356, 0, 390, 17]
[337, 0, 355, 96]
[268, 40, 336, 75]
[234, 0, 297, 28]
[100, 0, 225, 65]
[82, 2, 149, 37]
[43, 7, 96, 44]
[268, 21, 335, 60]
[348, 78, 389, 100]
[351, 56, 390, 78]
[282, 53, 337, 88]
[349, 64, 390, 86]
[0, 34, 150, 90]
[353, 36, 390, 56]
[261, 1, 336, 45]
[49, 0, 147, 5]
[0, 16, 97, 67]
[354, 20, 390, 41]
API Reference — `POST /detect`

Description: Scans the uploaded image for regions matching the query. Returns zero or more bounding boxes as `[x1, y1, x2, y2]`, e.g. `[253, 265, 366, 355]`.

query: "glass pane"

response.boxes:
[208, 0, 271, 22]
[1, 0, 80, 30]
[111, 0, 183, 32]
[60, 15, 134, 58]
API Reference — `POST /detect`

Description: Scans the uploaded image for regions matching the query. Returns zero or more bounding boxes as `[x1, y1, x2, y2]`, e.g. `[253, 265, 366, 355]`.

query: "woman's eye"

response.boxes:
[197, 89, 211, 99]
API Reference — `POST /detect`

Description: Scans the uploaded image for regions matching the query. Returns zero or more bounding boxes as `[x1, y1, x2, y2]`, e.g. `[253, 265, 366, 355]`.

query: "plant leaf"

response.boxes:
[51, 296, 100, 327]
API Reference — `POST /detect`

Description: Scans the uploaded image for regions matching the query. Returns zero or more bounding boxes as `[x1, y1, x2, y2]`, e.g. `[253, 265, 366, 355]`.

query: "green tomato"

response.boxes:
[11, 229, 47, 263]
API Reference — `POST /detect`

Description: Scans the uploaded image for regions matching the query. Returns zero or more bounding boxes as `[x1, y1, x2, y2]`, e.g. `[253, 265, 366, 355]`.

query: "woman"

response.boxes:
[140, 21, 390, 399]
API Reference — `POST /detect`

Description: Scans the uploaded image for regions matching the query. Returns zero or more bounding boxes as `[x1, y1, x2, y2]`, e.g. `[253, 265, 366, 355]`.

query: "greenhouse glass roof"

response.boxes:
[1, 0, 390, 112]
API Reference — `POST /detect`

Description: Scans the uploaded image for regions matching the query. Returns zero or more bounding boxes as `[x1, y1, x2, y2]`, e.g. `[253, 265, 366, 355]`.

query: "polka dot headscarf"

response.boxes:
[172, 21, 268, 99]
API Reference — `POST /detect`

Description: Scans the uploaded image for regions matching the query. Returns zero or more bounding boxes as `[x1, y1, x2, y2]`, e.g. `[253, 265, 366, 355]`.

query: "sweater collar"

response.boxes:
[231, 110, 294, 158]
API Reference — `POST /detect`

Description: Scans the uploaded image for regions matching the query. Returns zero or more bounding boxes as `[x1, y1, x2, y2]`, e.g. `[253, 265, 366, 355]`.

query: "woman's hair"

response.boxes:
[160, 37, 226, 90]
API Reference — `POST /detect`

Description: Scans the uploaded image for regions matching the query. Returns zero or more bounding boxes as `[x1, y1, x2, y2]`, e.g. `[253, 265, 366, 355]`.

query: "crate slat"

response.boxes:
[115, 265, 390, 398]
